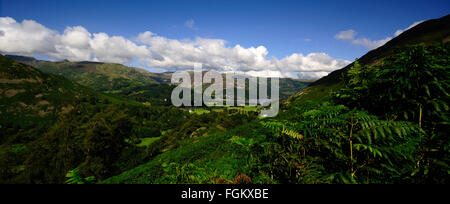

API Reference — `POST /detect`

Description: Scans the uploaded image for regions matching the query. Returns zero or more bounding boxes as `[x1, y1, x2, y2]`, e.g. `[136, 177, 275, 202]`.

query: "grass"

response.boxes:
[136, 137, 161, 147]
[288, 81, 344, 105]
[31, 61, 161, 93]
[188, 108, 211, 115]
[228, 106, 260, 112]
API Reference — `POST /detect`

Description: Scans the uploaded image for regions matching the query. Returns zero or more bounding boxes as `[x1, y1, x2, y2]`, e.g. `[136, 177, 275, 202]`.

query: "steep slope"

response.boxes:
[0, 54, 132, 143]
[0, 55, 185, 183]
[289, 14, 450, 104]
[102, 121, 264, 184]
[0, 55, 88, 127]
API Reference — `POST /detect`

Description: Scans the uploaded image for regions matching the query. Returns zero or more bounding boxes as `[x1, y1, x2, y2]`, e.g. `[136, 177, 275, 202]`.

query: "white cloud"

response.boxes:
[89, 33, 150, 63]
[275, 52, 350, 73]
[0, 17, 58, 56]
[297, 71, 330, 79]
[0, 17, 350, 79]
[335, 30, 357, 40]
[60, 26, 91, 49]
[336, 20, 424, 50]
[227, 70, 299, 79]
[0, 17, 150, 63]
[394, 21, 424, 37]
[335, 29, 391, 50]
[351, 37, 392, 50]
[184, 19, 195, 29]
[136, 31, 350, 78]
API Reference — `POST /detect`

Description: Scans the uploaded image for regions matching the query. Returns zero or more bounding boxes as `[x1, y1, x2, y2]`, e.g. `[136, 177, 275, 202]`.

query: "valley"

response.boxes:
[0, 11, 448, 185]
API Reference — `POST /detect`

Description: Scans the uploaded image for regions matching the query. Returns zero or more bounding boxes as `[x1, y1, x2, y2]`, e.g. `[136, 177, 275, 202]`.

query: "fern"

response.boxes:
[262, 102, 422, 183]
[65, 168, 95, 184]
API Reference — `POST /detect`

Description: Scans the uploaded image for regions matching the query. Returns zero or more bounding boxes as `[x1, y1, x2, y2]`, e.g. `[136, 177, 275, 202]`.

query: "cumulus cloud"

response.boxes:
[89, 33, 150, 63]
[0, 17, 350, 79]
[0, 17, 149, 63]
[0, 17, 58, 56]
[60, 26, 91, 49]
[335, 29, 391, 50]
[394, 21, 424, 37]
[136, 31, 350, 77]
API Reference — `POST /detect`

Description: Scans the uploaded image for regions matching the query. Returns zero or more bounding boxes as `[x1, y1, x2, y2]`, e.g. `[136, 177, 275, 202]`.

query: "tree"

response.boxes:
[335, 43, 450, 183]
[79, 108, 135, 180]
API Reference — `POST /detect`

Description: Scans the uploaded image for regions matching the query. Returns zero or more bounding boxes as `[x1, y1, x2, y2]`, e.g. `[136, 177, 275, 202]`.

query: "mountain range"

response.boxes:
[5, 55, 313, 103]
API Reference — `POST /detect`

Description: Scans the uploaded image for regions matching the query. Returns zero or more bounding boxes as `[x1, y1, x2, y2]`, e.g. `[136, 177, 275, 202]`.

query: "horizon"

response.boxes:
[0, 0, 449, 79]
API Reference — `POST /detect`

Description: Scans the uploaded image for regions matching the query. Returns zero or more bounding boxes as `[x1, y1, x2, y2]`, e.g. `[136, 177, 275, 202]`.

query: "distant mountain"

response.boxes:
[3, 55, 37, 63]
[289, 14, 450, 104]
[5, 55, 171, 91]
[7, 56, 313, 102]
[0, 54, 133, 143]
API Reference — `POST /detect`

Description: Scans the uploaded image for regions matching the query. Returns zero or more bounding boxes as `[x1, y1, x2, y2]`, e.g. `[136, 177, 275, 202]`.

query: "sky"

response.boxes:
[0, 0, 449, 78]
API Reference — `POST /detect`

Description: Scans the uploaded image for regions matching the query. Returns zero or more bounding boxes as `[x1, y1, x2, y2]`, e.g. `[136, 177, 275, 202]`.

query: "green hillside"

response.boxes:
[100, 15, 450, 184]
[5, 56, 168, 92]
[0, 54, 265, 184]
[103, 42, 449, 184]
[6, 56, 312, 103]
[1, 14, 448, 184]
[102, 121, 269, 184]
[0, 55, 187, 183]
[0, 54, 140, 128]
[5, 56, 180, 105]
[1, 55, 94, 141]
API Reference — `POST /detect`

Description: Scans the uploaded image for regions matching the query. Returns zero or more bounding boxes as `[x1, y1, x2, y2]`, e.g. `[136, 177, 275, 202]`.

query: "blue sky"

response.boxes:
[0, 0, 449, 78]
